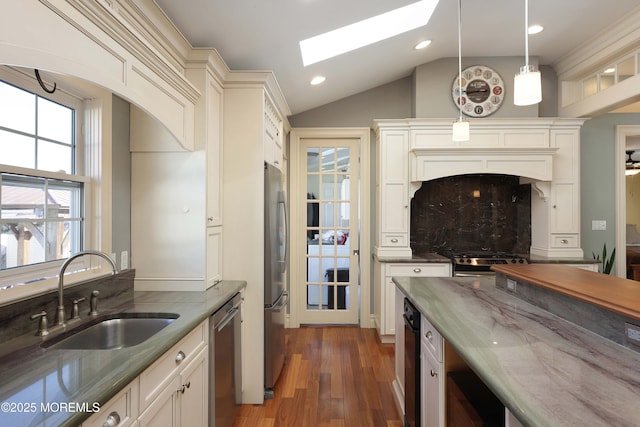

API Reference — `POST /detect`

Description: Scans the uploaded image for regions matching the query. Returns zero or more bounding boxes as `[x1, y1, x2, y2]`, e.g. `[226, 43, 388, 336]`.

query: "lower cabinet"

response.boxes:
[138, 347, 208, 427]
[82, 379, 139, 427]
[374, 260, 451, 342]
[421, 316, 444, 427]
[81, 319, 208, 427]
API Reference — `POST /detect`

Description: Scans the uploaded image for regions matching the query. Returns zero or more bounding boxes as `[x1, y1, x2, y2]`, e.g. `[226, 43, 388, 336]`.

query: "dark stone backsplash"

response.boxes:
[410, 174, 531, 255]
[0, 269, 135, 343]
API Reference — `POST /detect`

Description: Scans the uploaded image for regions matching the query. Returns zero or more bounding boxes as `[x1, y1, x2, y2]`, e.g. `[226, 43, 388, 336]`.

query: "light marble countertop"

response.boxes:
[393, 275, 640, 427]
[0, 280, 245, 427]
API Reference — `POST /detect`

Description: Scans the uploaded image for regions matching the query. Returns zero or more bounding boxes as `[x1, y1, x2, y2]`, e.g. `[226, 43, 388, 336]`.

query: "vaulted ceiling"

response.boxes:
[154, 0, 640, 115]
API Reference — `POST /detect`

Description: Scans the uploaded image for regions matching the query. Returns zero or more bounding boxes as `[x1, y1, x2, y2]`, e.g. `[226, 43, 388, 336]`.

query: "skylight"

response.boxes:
[299, 0, 440, 67]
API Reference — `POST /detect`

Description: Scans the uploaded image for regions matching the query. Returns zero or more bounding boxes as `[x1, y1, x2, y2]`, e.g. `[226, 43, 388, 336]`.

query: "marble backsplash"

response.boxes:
[0, 269, 135, 344]
[410, 174, 531, 255]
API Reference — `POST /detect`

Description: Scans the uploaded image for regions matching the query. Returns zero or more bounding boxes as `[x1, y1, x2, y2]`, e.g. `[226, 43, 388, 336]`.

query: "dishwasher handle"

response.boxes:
[215, 304, 241, 332]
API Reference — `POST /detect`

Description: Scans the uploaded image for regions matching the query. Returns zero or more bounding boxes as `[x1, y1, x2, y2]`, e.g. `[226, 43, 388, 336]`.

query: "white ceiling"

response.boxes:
[154, 0, 640, 115]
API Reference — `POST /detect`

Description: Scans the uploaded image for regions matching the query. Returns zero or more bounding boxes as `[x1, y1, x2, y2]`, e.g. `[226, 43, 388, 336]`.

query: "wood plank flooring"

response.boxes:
[232, 326, 403, 427]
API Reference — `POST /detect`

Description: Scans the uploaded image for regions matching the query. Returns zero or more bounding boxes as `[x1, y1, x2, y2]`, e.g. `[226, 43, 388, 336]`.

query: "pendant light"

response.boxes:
[452, 0, 469, 141]
[514, 0, 542, 106]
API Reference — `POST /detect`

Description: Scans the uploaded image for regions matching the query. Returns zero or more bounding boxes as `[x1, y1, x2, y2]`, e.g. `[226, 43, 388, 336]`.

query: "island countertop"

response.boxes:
[393, 275, 640, 427]
[0, 280, 246, 427]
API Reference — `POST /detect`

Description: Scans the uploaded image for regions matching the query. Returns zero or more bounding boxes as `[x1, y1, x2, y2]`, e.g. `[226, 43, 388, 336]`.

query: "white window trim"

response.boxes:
[0, 67, 113, 306]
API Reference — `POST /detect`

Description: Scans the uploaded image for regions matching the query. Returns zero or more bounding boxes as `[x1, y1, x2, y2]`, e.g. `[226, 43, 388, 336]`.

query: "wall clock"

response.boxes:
[452, 65, 505, 117]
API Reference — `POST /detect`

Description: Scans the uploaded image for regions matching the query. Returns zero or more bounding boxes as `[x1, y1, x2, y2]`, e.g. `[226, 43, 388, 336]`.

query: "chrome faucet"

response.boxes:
[55, 250, 117, 326]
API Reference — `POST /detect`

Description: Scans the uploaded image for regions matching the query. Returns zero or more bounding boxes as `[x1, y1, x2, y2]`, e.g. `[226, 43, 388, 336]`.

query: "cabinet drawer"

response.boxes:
[387, 263, 451, 277]
[551, 234, 578, 248]
[421, 316, 443, 362]
[139, 319, 207, 411]
[381, 234, 407, 247]
[83, 378, 139, 427]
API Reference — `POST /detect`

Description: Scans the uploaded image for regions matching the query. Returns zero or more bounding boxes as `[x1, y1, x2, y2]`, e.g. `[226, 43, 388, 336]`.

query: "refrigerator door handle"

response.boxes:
[278, 193, 288, 274]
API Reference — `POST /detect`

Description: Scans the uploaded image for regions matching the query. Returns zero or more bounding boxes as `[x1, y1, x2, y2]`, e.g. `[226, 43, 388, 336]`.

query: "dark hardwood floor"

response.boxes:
[233, 326, 403, 427]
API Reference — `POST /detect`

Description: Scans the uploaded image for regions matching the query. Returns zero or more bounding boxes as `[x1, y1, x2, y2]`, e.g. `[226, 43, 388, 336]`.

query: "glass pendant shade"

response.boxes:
[514, 65, 542, 106]
[452, 119, 469, 141]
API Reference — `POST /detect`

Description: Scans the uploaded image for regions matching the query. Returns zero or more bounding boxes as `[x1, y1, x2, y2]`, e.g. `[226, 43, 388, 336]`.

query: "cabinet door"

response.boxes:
[383, 276, 396, 335]
[394, 287, 405, 406]
[138, 376, 180, 427]
[178, 348, 208, 427]
[206, 226, 223, 288]
[206, 76, 224, 227]
[421, 341, 442, 427]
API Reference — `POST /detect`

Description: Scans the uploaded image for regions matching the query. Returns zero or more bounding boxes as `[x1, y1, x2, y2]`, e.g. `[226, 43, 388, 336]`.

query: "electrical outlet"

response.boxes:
[592, 220, 607, 231]
[625, 323, 640, 346]
[507, 279, 517, 292]
[121, 251, 129, 270]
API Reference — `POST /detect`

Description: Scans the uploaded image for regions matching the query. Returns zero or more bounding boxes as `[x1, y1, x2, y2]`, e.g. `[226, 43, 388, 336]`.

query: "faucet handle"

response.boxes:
[30, 311, 49, 336]
[89, 290, 100, 316]
[71, 297, 86, 320]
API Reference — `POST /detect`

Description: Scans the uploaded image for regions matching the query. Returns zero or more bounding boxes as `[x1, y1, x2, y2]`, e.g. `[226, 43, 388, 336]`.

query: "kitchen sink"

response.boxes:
[41, 312, 179, 350]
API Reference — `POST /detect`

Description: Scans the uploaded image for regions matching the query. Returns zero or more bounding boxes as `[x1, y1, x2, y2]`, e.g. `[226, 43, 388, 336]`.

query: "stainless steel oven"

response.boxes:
[449, 252, 528, 277]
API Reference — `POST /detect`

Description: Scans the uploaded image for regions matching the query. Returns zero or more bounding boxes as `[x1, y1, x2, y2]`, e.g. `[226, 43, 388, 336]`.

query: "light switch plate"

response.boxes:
[592, 220, 607, 231]
[121, 251, 129, 270]
[507, 279, 517, 292]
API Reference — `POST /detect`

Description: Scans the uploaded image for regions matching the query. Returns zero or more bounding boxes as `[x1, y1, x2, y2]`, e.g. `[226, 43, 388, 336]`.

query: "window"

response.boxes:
[1, 173, 83, 269]
[0, 71, 86, 288]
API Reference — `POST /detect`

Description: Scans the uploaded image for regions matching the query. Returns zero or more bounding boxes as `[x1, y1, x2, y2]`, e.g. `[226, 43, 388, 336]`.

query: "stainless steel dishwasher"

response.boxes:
[209, 292, 242, 427]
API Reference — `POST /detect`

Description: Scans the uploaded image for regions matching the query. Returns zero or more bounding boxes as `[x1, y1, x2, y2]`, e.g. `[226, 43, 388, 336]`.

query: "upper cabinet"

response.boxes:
[264, 97, 284, 170]
[373, 118, 587, 260]
[130, 50, 227, 291]
[373, 124, 411, 259]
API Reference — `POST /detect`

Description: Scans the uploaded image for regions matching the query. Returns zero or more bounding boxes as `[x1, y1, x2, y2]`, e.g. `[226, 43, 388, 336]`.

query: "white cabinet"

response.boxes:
[393, 287, 405, 414]
[82, 379, 139, 427]
[131, 51, 226, 291]
[374, 261, 451, 342]
[373, 124, 411, 258]
[264, 96, 284, 170]
[206, 227, 223, 288]
[421, 316, 444, 427]
[530, 123, 585, 258]
[138, 320, 208, 427]
[223, 72, 289, 403]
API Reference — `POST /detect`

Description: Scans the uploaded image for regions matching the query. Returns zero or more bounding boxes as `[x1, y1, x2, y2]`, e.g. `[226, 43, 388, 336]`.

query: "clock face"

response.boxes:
[452, 65, 505, 118]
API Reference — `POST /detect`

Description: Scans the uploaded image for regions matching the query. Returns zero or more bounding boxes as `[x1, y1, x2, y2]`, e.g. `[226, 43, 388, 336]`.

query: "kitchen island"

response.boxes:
[0, 280, 245, 427]
[394, 273, 640, 426]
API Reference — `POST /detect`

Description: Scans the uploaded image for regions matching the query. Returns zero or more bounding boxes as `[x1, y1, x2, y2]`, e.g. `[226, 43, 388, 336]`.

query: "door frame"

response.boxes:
[615, 125, 640, 277]
[288, 127, 371, 328]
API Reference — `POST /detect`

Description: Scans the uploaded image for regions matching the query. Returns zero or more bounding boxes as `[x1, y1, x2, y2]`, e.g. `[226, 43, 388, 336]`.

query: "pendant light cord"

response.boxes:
[457, 0, 463, 121]
[524, 0, 529, 67]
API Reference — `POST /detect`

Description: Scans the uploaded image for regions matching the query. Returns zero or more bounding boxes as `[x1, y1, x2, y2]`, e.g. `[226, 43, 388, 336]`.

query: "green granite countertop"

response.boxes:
[394, 276, 640, 427]
[0, 280, 245, 427]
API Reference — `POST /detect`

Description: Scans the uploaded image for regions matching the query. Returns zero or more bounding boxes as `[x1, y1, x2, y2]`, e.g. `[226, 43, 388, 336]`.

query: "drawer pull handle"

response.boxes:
[425, 331, 433, 343]
[561, 239, 568, 244]
[390, 238, 398, 243]
[430, 369, 438, 377]
[103, 411, 121, 427]
[413, 268, 422, 273]
[175, 350, 186, 364]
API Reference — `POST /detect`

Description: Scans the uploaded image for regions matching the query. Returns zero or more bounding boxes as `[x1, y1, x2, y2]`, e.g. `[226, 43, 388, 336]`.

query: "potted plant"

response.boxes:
[593, 243, 616, 275]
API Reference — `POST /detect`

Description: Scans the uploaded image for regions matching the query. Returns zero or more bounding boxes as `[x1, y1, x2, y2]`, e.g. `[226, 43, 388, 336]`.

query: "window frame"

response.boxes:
[0, 67, 99, 300]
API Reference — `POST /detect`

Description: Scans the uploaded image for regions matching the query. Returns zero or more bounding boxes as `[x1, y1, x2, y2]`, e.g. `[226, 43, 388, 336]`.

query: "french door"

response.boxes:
[297, 138, 359, 324]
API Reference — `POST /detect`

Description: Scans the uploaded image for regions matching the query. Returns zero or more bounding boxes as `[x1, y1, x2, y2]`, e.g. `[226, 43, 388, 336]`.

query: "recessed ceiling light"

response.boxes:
[603, 67, 616, 74]
[310, 76, 326, 85]
[415, 40, 432, 50]
[528, 25, 544, 35]
[299, 0, 440, 66]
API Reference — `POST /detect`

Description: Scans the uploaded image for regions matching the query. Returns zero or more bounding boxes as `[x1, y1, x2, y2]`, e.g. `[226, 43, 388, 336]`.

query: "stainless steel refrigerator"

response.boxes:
[264, 162, 288, 399]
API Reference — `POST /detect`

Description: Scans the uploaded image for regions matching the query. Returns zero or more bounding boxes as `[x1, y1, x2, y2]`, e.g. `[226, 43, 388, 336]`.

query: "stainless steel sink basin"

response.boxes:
[41, 312, 179, 350]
